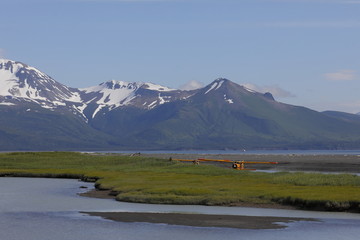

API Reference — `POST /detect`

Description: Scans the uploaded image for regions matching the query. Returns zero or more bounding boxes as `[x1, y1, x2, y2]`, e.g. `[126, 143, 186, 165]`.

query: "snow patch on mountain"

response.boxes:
[82, 80, 140, 107]
[92, 105, 106, 119]
[243, 86, 256, 93]
[205, 82, 218, 94]
[215, 80, 224, 90]
[205, 78, 226, 94]
[143, 83, 175, 92]
[0, 102, 15, 106]
[224, 94, 234, 104]
[158, 93, 171, 105]
[148, 100, 158, 109]
[0, 59, 24, 96]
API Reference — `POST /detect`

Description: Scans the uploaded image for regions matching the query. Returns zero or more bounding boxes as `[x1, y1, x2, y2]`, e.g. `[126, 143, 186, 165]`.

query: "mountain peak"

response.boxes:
[0, 59, 27, 78]
[214, 77, 230, 82]
[203, 78, 231, 95]
[87, 80, 175, 92]
[0, 59, 46, 79]
[80, 80, 181, 119]
[0, 58, 80, 107]
[0, 58, 26, 67]
[101, 80, 141, 91]
[263, 92, 275, 101]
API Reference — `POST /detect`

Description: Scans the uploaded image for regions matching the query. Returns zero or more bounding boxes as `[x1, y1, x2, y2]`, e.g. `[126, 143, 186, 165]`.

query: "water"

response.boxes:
[1, 178, 360, 240]
[95, 149, 360, 155]
[3, 149, 360, 155]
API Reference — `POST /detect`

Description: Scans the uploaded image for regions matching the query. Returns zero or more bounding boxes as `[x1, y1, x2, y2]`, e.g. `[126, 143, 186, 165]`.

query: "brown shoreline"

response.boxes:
[82, 211, 315, 229]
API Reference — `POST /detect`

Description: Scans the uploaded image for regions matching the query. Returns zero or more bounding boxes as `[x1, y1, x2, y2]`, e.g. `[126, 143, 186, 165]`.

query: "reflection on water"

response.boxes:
[1, 177, 360, 240]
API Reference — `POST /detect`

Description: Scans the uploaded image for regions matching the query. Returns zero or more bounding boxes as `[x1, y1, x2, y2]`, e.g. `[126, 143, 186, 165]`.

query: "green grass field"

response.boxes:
[0, 152, 359, 212]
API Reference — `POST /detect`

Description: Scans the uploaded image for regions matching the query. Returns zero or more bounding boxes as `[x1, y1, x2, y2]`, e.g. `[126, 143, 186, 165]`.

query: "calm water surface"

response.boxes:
[97, 149, 360, 155]
[1, 177, 360, 240]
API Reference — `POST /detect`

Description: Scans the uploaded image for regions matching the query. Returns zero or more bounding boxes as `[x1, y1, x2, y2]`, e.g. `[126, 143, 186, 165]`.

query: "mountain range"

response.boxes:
[1, 58, 360, 151]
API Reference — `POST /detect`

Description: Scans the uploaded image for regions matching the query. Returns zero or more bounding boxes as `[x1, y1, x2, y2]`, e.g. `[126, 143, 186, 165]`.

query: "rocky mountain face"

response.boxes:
[0, 59, 193, 122]
[1, 58, 360, 150]
[80, 80, 194, 120]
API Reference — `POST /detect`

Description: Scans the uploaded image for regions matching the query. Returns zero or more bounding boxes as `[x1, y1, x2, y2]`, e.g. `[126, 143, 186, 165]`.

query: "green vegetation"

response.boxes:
[0, 106, 116, 151]
[1, 152, 360, 212]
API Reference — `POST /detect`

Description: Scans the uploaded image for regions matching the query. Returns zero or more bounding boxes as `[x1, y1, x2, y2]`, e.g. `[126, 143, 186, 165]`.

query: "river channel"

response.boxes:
[1, 177, 360, 240]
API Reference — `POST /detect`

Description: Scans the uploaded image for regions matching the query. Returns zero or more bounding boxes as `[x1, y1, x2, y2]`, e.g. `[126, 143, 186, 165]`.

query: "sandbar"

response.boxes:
[82, 211, 314, 229]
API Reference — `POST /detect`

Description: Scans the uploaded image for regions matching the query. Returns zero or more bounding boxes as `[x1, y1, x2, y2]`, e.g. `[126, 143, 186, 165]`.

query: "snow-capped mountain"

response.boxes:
[80, 80, 194, 119]
[0, 59, 81, 108]
[2, 58, 360, 151]
[1, 59, 262, 121]
[81, 80, 176, 107]
[0, 58, 193, 120]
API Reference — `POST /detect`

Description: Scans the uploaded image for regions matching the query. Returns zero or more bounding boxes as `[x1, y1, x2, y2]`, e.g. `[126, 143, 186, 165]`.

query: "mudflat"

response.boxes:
[140, 153, 360, 173]
[82, 211, 314, 229]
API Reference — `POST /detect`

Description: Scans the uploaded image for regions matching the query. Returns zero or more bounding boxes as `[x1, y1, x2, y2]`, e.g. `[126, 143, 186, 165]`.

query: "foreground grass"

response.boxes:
[0, 152, 359, 212]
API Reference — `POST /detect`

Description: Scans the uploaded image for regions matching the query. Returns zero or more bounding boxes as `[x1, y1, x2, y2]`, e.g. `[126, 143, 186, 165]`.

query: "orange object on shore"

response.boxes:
[175, 158, 278, 170]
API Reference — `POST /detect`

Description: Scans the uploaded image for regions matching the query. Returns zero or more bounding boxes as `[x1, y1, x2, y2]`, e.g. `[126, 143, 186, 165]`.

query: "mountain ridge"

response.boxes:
[1, 58, 360, 150]
[0, 59, 190, 121]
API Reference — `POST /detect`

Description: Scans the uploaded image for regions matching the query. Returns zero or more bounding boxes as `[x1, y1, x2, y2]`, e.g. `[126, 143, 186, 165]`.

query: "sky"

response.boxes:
[1, 0, 360, 113]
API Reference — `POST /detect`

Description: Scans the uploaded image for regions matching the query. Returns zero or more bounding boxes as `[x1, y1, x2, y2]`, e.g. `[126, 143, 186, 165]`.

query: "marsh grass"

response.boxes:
[1, 152, 360, 212]
[271, 172, 360, 186]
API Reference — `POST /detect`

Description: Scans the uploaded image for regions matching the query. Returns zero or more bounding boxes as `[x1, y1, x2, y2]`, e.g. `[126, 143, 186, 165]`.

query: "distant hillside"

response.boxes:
[100, 79, 360, 150]
[0, 103, 117, 150]
[323, 111, 360, 123]
[1, 58, 360, 150]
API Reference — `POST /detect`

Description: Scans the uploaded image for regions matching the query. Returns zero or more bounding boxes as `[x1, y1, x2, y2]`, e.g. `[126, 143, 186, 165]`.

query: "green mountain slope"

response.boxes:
[0, 103, 118, 150]
[1, 78, 360, 150]
[100, 79, 360, 150]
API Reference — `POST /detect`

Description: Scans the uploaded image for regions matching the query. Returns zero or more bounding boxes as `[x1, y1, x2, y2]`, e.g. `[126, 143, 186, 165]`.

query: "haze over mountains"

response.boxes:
[1, 58, 360, 151]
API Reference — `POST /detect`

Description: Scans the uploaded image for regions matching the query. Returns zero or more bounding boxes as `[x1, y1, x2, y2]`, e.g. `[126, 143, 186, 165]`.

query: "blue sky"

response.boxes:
[1, 0, 360, 113]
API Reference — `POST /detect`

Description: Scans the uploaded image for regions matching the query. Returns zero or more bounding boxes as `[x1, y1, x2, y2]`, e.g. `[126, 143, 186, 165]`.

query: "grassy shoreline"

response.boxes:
[1, 152, 360, 212]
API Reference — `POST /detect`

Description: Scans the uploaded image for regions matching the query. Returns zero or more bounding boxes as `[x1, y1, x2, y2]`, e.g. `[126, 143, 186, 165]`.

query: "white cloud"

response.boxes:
[242, 83, 295, 98]
[179, 80, 204, 91]
[324, 70, 357, 81]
